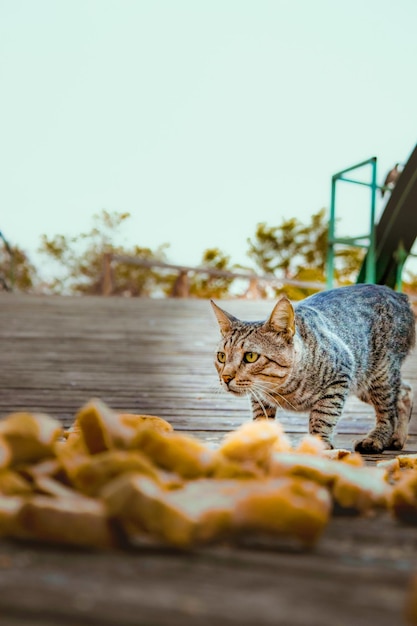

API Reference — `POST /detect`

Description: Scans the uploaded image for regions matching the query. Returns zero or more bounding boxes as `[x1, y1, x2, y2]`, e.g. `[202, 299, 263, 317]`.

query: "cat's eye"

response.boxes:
[217, 351, 226, 363]
[243, 352, 259, 363]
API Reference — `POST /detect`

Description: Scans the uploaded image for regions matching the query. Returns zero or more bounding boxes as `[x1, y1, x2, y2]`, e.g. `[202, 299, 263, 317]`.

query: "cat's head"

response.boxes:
[211, 297, 296, 397]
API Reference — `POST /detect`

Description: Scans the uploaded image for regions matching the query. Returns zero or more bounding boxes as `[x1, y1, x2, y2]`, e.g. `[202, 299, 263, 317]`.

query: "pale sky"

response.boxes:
[1, 0, 417, 276]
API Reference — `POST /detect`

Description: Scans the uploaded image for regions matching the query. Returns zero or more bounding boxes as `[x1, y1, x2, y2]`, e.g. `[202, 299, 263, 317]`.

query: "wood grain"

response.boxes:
[1, 293, 417, 626]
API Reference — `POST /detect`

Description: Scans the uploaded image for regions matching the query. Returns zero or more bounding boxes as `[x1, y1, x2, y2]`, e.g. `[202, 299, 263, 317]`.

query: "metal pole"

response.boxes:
[332, 156, 378, 179]
[365, 158, 377, 283]
[328, 156, 379, 289]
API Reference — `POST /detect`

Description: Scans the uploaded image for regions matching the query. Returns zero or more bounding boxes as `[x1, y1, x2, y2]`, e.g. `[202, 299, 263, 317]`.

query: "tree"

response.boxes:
[188, 248, 236, 298]
[0, 241, 37, 292]
[38, 210, 170, 296]
[298, 209, 328, 272]
[246, 209, 364, 299]
[333, 246, 365, 284]
[401, 269, 417, 299]
[247, 217, 305, 277]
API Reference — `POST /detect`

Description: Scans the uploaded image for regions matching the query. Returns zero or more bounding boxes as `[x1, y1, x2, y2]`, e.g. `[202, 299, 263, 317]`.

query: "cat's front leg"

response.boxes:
[309, 390, 348, 449]
[250, 395, 277, 421]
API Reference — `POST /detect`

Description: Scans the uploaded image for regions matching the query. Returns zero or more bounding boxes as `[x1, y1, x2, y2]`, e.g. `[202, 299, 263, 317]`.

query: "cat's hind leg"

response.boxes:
[388, 380, 413, 450]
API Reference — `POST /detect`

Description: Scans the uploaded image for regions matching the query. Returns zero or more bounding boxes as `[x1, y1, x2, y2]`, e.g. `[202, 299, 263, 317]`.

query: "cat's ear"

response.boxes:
[265, 296, 295, 337]
[210, 300, 238, 336]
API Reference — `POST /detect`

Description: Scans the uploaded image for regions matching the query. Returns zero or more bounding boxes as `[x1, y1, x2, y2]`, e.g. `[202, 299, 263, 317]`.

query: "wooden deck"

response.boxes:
[1, 293, 417, 625]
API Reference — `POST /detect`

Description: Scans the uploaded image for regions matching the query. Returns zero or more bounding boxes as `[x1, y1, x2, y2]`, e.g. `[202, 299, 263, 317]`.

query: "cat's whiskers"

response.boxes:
[251, 382, 284, 412]
[248, 387, 271, 420]
[275, 391, 297, 411]
[252, 380, 298, 411]
[258, 379, 298, 410]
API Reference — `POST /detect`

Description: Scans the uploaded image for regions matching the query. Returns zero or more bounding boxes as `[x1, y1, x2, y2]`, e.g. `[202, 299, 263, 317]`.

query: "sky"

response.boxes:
[1, 0, 417, 277]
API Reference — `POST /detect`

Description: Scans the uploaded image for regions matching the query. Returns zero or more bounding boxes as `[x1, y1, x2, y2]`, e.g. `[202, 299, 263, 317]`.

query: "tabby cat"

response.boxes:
[212, 284, 415, 453]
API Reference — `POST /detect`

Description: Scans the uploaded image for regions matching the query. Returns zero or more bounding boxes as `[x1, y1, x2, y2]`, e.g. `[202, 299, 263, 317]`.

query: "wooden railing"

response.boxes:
[101, 253, 326, 297]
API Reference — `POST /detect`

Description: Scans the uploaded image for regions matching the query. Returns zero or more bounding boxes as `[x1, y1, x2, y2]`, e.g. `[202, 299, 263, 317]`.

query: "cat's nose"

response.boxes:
[222, 373, 234, 385]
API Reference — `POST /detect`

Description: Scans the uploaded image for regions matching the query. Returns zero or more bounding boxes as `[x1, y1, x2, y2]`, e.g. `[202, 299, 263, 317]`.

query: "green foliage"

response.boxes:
[247, 209, 329, 276]
[247, 217, 304, 277]
[188, 248, 236, 298]
[111, 245, 174, 297]
[247, 208, 364, 299]
[333, 246, 366, 284]
[0, 242, 37, 292]
[402, 269, 417, 298]
[299, 210, 328, 272]
[4, 206, 370, 298]
[38, 210, 170, 295]
[281, 267, 326, 301]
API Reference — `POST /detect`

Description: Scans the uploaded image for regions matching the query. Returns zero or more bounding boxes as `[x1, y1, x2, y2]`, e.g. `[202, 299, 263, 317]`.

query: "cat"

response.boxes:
[211, 284, 416, 453]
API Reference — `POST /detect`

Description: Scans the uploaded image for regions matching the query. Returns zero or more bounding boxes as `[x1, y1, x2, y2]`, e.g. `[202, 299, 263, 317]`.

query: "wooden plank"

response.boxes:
[0, 515, 415, 626]
[1, 293, 417, 625]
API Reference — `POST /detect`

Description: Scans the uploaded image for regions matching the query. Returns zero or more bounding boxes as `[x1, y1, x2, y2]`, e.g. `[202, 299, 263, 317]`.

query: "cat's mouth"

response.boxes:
[222, 380, 249, 396]
[226, 387, 246, 396]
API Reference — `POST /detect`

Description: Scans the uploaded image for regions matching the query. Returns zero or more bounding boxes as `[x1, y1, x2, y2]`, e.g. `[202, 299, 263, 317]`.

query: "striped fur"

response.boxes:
[211, 284, 416, 453]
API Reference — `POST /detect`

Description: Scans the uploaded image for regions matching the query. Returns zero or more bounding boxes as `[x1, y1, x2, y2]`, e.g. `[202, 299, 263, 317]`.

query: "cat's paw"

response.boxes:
[354, 437, 385, 454]
[308, 433, 334, 450]
[322, 440, 334, 450]
[386, 435, 406, 451]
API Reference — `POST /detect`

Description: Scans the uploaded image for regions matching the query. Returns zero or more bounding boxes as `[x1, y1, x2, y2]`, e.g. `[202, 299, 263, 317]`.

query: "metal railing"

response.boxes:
[326, 157, 379, 289]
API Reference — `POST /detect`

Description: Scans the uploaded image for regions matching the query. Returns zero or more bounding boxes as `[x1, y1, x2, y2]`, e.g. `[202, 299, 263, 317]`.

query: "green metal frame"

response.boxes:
[394, 243, 417, 292]
[326, 157, 378, 289]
